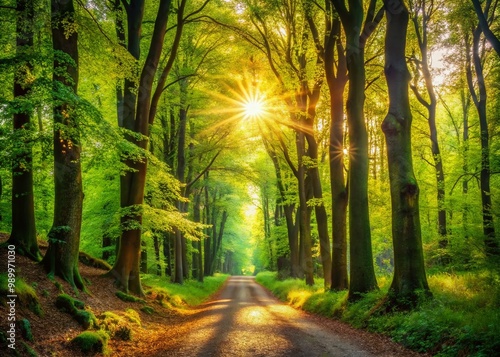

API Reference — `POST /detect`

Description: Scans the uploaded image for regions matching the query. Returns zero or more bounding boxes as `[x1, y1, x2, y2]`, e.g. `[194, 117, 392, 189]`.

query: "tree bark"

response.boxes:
[193, 192, 204, 282]
[324, 7, 348, 291]
[382, 0, 430, 305]
[7, 0, 41, 262]
[466, 25, 498, 256]
[265, 141, 300, 278]
[409, 1, 448, 252]
[471, 0, 500, 57]
[332, 0, 379, 299]
[296, 131, 314, 286]
[109, 0, 174, 295]
[42, 0, 85, 291]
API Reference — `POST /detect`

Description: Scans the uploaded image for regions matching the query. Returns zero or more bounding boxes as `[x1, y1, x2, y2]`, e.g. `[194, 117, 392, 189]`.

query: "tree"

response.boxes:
[408, 0, 448, 253]
[6, 0, 42, 261]
[471, 0, 500, 57]
[381, 0, 430, 305]
[465, 1, 499, 256]
[324, 0, 348, 291]
[41, 0, 85, 291]
[109, 0, 177, 295]
[331, 0, 383, 298]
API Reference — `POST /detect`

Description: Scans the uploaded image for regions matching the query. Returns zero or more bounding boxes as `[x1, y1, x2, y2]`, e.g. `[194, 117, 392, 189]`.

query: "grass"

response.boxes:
[0, 273, 43, 316]
[141, 274, 229, 307]
[256, 271, 500, 356]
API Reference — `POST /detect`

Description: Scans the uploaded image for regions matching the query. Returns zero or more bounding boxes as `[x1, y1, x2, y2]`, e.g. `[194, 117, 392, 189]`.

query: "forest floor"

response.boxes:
[0, 235, 427, 356]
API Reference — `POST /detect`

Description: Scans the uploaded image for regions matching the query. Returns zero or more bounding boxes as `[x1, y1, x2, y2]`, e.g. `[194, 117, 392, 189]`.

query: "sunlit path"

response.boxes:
[152, 276, 372, 357]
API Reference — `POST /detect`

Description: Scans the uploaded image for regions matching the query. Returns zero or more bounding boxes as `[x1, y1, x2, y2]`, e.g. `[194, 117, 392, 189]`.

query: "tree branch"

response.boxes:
[471, 0, 500, 56]
[187, 150, 221, 190]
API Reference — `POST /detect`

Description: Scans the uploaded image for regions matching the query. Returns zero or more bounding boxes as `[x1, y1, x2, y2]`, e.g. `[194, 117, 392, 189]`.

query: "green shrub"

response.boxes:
[124, 309, 141, 325]
[71, 331, 109, 354]
[142, 273, 228, 307]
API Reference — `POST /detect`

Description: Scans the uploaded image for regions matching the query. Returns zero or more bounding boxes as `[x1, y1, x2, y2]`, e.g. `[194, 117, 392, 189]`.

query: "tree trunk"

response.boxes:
[332, 0, 379, 299]
[461, 88, 470, 239]
[108, 0, 174, 295]
[153, 231, 162, 276]
[382, 0, 430, 305]
[193, 193, 203, 282]
[265, 136, 300, 278]
[324, 12, 348, 291]
[296, 131, 314, 286]
[346, 45, 377, 298]
[163, 232, 172, 276]
[102, 232, 113, 261]
[174, 229, 183, 283]
[471, 0, 500, 57]
[469, 26, 498, 256]
[203, 175, 212, 276]
[7, 0, 41, 262]
[409, 4, 448, 251]
[42, 0, 85, 291]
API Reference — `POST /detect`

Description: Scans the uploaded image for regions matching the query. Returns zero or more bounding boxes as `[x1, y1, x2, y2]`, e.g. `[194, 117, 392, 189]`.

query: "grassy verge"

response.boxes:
[141, 274, 229, 307]
[256, 271, 500, 356]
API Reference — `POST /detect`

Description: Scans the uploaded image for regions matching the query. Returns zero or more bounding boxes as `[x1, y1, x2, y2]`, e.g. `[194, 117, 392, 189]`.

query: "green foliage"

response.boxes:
[97, 311, 137, 341]
[256, 271, 500, 356]
[124, 309, 141, 326]
[71, 330, 109, 355]
[142, 274, 228, 307]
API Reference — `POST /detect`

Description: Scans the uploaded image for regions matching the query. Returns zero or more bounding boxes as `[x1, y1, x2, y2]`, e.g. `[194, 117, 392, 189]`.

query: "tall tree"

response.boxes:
[109, 0, 177, 295]
[41, 0, 85, 290]
[331, 0, 383, 299]
[6, 0, 42, 261]
[471, 0, 500, 57]
[382, 0, 430, 305]
[408, 0, 448, 253]
[465, 1, 499, 256]
[324, 0, 348, 291]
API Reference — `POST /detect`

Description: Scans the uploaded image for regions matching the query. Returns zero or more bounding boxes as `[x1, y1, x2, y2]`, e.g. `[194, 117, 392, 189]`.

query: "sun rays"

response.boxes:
[194, 77, 318, 140]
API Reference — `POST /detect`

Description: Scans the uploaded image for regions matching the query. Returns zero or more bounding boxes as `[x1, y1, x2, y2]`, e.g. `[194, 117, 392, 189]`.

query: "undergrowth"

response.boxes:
[141, 274, 228, 307]
[256, 271, 500, 356]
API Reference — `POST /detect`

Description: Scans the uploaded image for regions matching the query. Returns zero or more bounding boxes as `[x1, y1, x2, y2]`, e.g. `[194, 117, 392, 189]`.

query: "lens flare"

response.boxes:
[243, 96, 265, 120]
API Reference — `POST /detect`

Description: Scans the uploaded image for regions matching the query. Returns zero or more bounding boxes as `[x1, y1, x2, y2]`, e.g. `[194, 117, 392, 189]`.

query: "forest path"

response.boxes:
[146, 276, 420, 357]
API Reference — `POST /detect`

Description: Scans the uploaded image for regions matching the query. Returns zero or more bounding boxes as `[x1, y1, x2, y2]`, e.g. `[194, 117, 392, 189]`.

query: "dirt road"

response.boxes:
[149, 276, 419, 357]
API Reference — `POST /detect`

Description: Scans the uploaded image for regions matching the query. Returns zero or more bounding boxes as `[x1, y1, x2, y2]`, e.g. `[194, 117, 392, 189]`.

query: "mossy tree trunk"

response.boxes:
[8, 0, 42, 262]
[382, 0, 430, 305]
[42, 0, 85, 291]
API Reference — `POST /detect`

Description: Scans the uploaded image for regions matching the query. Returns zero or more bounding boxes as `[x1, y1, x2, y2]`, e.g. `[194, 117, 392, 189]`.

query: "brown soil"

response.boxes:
[0, 234, 428, 356]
